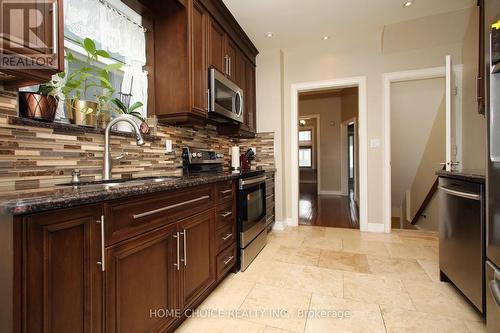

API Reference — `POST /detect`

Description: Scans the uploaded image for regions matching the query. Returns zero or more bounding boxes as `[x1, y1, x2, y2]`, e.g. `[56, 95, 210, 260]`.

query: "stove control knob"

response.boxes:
[191, 152, 197, 158]
[216, 153, 224, 158]
[197, 152, 202, 158]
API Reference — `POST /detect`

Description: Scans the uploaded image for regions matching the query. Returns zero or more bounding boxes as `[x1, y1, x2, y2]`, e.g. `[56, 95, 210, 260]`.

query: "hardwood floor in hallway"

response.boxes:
[299, 183, 359, 228]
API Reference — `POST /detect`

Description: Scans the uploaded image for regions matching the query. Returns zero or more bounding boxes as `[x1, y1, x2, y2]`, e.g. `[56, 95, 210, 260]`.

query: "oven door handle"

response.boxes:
[239, 176, 267, 190]
[438, 186, 481, 201]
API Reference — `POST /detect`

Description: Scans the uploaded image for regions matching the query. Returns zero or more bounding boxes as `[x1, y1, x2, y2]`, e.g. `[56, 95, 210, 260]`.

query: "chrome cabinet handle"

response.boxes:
[224, 55, 229, 75]
[438, 186, 481, 201]
[206, 89, 210, 111]
[173, 232, 180, 270]
[223, 255, 234, 266]
[228, 57, 232, 76]
[132, 195, 210, 219]
[220, 189, 232, 194]
[239, 176, 266, 189]
[181, 229, 187, 266]
[97, 215, 105, 271]
[222, 233, 232, 241]
[220, 211, 232, 218]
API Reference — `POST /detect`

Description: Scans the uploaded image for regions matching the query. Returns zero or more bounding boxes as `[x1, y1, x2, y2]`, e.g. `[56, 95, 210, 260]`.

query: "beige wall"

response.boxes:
[299, 94, 342, 192]
[256, 6, 480, 227]
[390, 77, 445, 216]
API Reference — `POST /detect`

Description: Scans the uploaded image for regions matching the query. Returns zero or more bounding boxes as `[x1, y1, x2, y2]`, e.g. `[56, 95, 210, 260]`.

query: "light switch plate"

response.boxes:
[165, 140, 173, 153]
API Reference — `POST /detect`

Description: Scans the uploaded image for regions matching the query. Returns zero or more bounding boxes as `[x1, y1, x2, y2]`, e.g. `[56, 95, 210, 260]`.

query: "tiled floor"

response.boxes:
[176, 226, 486, 333]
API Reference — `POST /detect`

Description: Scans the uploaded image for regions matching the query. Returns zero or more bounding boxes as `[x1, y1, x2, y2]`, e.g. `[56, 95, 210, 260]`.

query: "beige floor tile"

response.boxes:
[283, 265, 343, 297]
[342, 238, 390, 256]
[176, 318, 266, 333]
[385, 242, 438, 261]
[343, 272, 415, 310]
[256, 242, 282, 261]
[273, 246, 321, 266]
[324, 227, 361, 241]
[417, 259, 441, 282]
[263, 326, 296, 333]
[367, 255, 431, 281]
[233, 258, 293, 287]
[301, 236, 342, 251]
[464, 320, 487, 333]
[239, 284, 311, 333]
[269, 231, 305, 247]
[318, 250, 371, 273]
[295, 225, 326, 238]
[381, 307, 473, 333]
[403, 279, 483, 322]
[198, 274, 255, 311]
[325, 228, 403, 244]
[305, 294, 386, 333]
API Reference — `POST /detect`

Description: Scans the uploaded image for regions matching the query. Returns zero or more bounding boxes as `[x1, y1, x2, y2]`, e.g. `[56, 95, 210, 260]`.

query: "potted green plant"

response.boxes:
[110, 98, 146, 132]
[63, 38, 122, 127]
[18, 73, 65, 122]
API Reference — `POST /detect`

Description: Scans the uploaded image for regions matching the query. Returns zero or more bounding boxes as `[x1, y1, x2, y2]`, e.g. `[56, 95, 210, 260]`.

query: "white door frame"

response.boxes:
[341, 117, 357, 198]
[382, 65, 463, 233]
[291, 77, 368, 231]
[299, 114, 321, 192]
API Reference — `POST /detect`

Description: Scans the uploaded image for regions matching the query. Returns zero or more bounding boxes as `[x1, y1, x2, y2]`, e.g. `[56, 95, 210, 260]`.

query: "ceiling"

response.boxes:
[222, 0, 475, 51]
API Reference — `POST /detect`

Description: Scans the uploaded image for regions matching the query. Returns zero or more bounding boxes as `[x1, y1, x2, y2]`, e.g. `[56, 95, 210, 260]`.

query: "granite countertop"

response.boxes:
[436, 169, 486, 184]
[0, 173, 240, 216]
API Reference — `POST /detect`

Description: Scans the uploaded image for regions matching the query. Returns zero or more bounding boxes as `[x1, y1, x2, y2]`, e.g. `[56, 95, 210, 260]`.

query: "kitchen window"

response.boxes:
[299, 147, 312, 168]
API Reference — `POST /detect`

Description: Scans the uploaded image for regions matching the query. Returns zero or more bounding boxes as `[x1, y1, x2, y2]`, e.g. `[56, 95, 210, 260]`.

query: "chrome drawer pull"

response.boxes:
[438, 186, 481, 201]
[96, 215, 105, 271]
[220, 211, 232, 218]
[223, 255, 234, 266]
[220, 189, 232, 194]
[221, 233, 232, 241]
[181, 229, 187, 266]
[132, 195, 210, 219]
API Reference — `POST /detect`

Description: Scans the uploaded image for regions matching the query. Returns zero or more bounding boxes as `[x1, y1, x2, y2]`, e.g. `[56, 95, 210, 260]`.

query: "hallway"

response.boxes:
[299, 183, 359, 229]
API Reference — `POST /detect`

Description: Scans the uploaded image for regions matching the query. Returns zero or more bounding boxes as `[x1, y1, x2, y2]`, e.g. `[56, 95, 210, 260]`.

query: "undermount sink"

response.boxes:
[57, 176, 182, 187]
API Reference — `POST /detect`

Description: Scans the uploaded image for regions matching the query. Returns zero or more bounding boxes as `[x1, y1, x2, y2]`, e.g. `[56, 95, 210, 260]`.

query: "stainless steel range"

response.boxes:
[181, 147, 267, 272]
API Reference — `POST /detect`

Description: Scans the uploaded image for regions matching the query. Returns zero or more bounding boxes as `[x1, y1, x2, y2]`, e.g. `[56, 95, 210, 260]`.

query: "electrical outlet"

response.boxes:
[165, 140, 173, 153]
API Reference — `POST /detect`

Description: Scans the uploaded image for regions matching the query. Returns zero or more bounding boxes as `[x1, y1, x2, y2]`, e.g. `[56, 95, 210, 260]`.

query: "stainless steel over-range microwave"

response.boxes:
[208, 68, 244, 123]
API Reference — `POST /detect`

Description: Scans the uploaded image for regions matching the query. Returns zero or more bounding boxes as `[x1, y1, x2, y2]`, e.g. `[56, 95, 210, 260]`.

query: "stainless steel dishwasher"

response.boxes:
[439, 177, 485, 313]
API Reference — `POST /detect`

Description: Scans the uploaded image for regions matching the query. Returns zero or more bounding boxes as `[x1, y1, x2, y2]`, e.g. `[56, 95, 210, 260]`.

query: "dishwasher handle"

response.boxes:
[438, 186, 481, 201]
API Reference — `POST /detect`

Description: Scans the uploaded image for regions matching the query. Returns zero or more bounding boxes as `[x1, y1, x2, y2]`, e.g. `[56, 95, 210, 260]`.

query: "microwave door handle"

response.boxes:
[236, 91, 243, 117]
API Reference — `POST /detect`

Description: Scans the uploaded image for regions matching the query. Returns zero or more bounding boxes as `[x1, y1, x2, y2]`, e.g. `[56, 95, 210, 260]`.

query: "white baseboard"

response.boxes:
[286, 218, 297, 227]
[318, 190, 344, 196]
[361, 223, 385, 233]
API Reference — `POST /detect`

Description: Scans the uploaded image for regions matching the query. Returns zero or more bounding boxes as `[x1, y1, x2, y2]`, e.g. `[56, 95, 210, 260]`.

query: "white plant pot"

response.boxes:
[113, 114, 141, 133]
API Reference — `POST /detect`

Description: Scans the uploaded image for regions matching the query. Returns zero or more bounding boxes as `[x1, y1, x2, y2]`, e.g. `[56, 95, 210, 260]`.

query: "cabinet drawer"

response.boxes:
[217, 243, 236, 279]
[106, 185, 214, 245]
[216, 222, 235, 254]
[216, 180, 234, 203]
[216, 201, 234, 230]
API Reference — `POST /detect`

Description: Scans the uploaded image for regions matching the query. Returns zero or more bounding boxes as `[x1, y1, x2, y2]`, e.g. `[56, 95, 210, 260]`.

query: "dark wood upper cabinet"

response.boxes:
[225, 37, 238, 80]
[245, 60, 256, 132]
[208, 17, 226, 74]
[190, 0, 209, 115]
[22, 205, 104, 333]
[0, 0, 65, 89]
[178, 210, 216, 309]
[105, 223, 179, 333]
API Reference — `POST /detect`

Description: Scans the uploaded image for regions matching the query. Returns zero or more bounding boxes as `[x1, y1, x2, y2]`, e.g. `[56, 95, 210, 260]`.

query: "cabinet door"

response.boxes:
[234, 50, 246, 89]
[245, 60, 256, 132]
[105, 224, 179, 333]
[225, 37, 238, 80]
[191, 0, 209, 114]
[23, 205, 104, 333]
[208, 18, 226, 74]
[178, 210, 216, 309]
[0, 0, 64, 87]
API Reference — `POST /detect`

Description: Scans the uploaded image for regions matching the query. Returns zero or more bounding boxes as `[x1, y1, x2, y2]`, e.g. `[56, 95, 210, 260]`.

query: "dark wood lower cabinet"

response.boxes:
[22, 205, 104, 333]
[105, 223, 179, 333]
[179, 210, 216, 309]
[16, 182, 236, 333]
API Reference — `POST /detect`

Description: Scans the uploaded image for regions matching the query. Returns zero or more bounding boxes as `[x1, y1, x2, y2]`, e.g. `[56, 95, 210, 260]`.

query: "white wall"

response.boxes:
[256, 7, 481, 227]
[390, 78, 445, 216]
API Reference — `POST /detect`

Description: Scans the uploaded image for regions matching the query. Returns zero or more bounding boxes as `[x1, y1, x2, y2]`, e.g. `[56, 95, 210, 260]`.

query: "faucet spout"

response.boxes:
[103, 116, 145, 180]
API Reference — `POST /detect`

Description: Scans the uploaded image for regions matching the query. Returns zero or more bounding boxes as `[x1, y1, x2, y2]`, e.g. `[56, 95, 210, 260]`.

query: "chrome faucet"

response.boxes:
[103, 116, 145, 180]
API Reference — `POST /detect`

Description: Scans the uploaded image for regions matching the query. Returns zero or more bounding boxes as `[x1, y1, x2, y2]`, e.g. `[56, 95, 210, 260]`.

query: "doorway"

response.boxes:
[297, 88, 360, 228]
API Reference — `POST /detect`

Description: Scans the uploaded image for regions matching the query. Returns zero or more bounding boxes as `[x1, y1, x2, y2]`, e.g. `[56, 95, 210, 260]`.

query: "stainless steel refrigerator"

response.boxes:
[486, 0, 500, 331]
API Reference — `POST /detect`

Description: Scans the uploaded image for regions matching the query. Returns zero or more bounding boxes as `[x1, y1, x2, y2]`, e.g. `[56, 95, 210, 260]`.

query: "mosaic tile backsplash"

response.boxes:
[0, 91, 275, 192]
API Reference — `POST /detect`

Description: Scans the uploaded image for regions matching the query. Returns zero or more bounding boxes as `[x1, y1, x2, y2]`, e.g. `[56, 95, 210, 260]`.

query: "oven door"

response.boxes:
[209, 68, 244, 123]
[238, 175, 267, 247]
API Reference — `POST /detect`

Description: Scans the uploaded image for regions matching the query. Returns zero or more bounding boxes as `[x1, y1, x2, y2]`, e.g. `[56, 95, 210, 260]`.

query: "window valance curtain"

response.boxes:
[64, 0, 146, 66]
